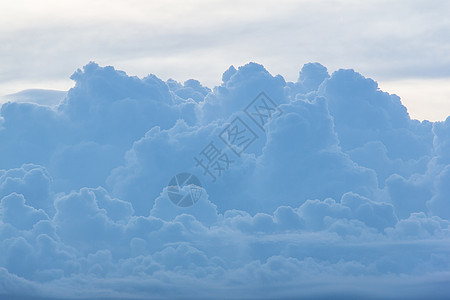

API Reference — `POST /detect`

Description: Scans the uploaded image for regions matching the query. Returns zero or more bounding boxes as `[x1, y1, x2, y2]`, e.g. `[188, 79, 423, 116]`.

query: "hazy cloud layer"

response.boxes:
[1, 1, 450, 122]
[0, 62, 449, 299]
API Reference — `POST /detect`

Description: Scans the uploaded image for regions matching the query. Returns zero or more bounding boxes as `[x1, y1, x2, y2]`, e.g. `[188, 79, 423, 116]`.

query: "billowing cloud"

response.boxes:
[0, 62, 449, 299]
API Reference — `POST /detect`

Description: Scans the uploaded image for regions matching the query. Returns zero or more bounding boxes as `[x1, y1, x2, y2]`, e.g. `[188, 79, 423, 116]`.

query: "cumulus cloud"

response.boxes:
[0, 62, 449, 299]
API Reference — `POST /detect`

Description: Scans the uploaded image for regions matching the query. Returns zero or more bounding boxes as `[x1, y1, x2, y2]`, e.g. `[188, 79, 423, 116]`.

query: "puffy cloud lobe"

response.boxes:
[49, 142, 124, 191]
[58, 63, 191, 148]
[320, 69, 433, 161]
[0, 62, 449, 299]
[0, 267, 38, 297]
[197, 62, 287, 125]
[347, 141, 430, 186]
[167, 78, 211, 103]
[0, 164, 53, 214]
[0, 193, 48, 231]
[0, 102, 66, 169]
[386, 212, 450, 240]
[427, 165, 450, 219]
[247, 97, 378, 212]
[150, 187, 218, 226]
[287, 62, 330, 96]
[53, 188, 124, 252]
[385, 172, 432, 219]
[92, 187, 134, 223]
[0, 63, 196, 193]
[340, 192, 397, 231]
[106, 120, 219, 215]
[433, 116, 450, 164]
[110, 94, 378, 215]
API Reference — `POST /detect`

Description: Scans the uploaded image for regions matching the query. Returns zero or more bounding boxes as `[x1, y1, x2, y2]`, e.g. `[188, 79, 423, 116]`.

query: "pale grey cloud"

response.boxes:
[0, 0, 449, 119]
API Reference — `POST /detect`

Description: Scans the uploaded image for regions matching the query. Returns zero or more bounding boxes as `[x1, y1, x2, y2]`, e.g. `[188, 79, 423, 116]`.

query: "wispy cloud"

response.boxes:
[1, 0, 449, 88]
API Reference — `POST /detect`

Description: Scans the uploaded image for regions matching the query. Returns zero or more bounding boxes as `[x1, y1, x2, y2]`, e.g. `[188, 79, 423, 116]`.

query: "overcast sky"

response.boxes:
[1, 0, 449, 120]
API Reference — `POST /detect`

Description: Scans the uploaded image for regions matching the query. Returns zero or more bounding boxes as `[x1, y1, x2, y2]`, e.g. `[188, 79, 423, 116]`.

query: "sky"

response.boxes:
[1, 1, 450, 299]
[0, 0, 449, 120]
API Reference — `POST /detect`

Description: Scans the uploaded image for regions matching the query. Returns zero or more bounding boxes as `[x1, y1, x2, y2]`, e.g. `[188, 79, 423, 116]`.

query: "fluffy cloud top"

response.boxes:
[0, 62, 449, 299]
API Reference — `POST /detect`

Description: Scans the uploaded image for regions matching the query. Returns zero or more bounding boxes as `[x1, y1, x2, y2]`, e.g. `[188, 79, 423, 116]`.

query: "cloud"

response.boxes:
[2, 89, 66, 107]
[0, 164, 53, 214]
[0, 193, 48, 231]
[427, 164, 450, 219]
[0, 61, 449, 299]
[0, 267, 39, 299]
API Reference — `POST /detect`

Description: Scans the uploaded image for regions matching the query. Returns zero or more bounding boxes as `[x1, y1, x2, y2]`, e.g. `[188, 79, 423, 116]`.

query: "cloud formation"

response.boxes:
[0, 62, 449, 299]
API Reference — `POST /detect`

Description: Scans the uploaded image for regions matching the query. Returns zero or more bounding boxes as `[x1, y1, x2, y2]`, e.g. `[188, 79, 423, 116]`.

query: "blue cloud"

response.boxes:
[0, 62, 449, 299]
